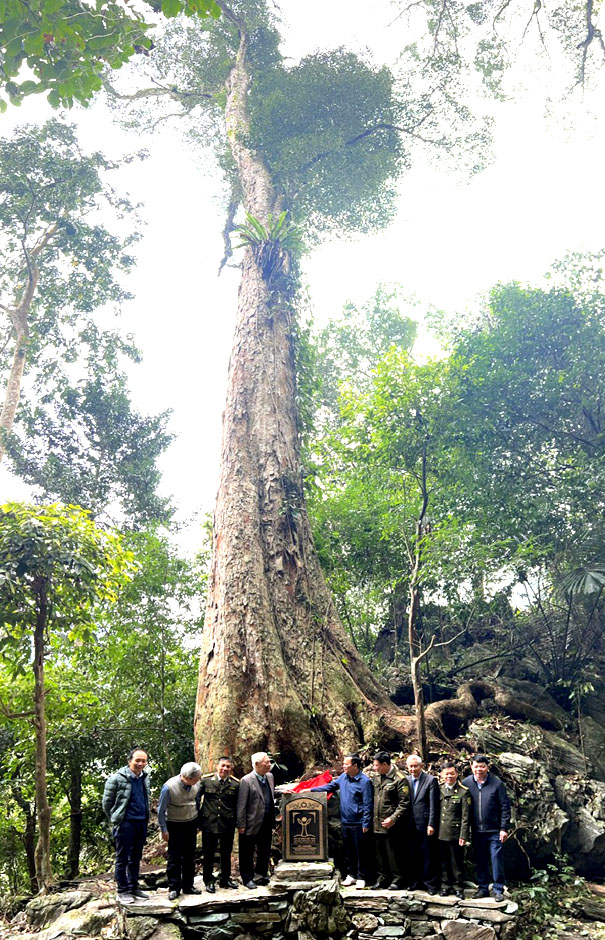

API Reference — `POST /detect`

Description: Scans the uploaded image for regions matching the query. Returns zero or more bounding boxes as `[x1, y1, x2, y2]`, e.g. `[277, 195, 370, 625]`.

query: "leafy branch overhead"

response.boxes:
[0, 0, 221, 110]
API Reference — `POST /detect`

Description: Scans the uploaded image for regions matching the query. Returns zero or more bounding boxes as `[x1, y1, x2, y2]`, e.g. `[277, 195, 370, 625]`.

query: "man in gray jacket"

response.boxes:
[158, 762, 204, 900]
[236, 752, 276, 889]
[102, 748, 151, 903]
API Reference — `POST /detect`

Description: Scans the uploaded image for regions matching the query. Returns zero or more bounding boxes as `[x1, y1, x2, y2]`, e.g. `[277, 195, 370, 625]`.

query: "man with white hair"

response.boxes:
[236, 752, 276, 889]
[158, 761, 204, 900]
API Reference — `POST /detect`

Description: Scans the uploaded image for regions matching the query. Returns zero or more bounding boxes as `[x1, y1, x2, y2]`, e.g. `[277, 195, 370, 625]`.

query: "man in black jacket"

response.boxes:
[406, 755, 440, 893]
[463, 755, 511, 902]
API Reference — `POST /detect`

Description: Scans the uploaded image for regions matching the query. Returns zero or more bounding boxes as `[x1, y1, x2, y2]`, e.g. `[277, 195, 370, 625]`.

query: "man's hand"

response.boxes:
[161, 831, 169, 842]
[238, 827, 245, 835]
[499, 830, 508, 843]
[381, 817, 394, 829]
[427, 825, 434, 836]
[362, 827, 369, 834]
[459, 838, 466, 847]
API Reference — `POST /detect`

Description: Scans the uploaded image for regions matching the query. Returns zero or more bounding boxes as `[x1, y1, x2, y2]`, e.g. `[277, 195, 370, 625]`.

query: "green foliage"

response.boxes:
[250, 49, 406, 236]
[0, 120, 171, 522]
[0, 0, 221, 110]
[514, 855, 589, 940]
[0, 503, 133, 675]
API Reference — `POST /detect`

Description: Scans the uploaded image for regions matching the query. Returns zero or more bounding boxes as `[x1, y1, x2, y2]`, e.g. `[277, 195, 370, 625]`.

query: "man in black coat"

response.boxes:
[463, 754, 511, 903]
[199, 756, 239, 892]
[406, 754, 440, 893]
[236, 752, 276, 889]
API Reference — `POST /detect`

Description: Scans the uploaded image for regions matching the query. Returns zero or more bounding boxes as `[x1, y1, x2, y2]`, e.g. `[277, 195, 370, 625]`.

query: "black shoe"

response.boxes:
[371, 879, 389, 890]
[219, 878, 238, 889]
[440, 887, 451, 897]
[168, 890, 179, 901]
[244, 879, 257, 889]
[473, 888, 489, 899]
[408, 882, 421, 891]
[130, 887, 149, 899]
[455, 888, 464, 899]
[493, 892, 505, 903]
[205, 883, 216, 894]
[184, 886, 202, 895]
[427, 887, 438, 896]
[388, 879, 406, 890]
[254, 875, 269, 886]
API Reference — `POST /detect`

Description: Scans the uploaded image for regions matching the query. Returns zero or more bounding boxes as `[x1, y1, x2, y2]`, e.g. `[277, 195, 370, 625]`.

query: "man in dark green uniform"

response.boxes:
[198, 756, 240, 892]
[368, 751, 411, 890]
[438, 761, 470, 898]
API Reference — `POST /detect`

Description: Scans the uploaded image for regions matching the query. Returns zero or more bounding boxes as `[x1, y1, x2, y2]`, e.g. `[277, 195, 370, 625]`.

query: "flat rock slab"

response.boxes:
[442, 922, 496, 940]
[274, 861, 334, 881]
[413, 891, 458, 906]
[461, 896, 512, 910]
[461, 907, 514, 923]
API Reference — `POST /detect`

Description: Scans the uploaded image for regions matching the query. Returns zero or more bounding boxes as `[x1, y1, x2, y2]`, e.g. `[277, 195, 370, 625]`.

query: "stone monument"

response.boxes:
[281, 791, 328, 862]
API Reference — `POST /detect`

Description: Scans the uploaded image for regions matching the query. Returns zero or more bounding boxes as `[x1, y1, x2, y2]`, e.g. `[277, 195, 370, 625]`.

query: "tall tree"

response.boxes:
[0, 502, 132, 892]
[106, 1, 605, 770]
[0, 120, 172, 524]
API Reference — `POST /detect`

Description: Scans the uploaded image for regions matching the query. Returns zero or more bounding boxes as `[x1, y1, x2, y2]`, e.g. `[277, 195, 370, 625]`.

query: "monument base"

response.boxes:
[272, 859, 335, 887]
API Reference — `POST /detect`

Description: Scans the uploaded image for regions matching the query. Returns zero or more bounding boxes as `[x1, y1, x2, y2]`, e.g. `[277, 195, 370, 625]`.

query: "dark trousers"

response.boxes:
[166, 818, 198, 892]
[473, 831, 505, 893]
[375, 829, 403, 884]
[202, 829, 235, 884]
[114, 818, 147, 892]
[440, 839, 464, 888]
[239, 815, 273, 883]
[410, 825, 439, 888]
[342, 824, 368, 880]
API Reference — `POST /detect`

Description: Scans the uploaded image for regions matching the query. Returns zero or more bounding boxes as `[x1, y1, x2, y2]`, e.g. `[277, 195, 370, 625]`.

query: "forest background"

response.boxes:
[1, 0, 605, 922]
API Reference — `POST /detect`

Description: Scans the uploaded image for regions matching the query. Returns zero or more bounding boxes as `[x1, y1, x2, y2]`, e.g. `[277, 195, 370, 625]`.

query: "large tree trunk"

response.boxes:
[33, 577, 53, 892]
[194, 22, 402, 776]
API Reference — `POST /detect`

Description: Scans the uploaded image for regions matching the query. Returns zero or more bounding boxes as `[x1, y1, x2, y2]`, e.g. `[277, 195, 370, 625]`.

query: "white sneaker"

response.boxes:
[356, 879, 366, 890]
[342, 875, 355, 886]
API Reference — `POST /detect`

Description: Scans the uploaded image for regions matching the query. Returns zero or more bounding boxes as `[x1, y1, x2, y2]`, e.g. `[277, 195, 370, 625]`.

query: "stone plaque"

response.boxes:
[282, 791, 328, 862]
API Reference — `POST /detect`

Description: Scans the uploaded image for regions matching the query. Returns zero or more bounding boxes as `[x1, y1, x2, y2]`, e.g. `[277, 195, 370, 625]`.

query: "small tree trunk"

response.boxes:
[408, 440, 429, 760]
[65, 762, 82, 880]
[0, 327, 28, 462]
[33, 576, 53, 892]
[12, 785, 38, 892]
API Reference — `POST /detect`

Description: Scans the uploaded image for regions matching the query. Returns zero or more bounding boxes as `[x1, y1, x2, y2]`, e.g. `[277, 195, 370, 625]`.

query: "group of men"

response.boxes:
[102, 749, 277, 902]
[312, 752, 511, 902]
[102, 747, 510, 904]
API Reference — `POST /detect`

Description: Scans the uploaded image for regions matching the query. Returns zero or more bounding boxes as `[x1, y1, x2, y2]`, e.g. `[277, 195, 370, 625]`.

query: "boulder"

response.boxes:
[468, 720, 591, 777]
[555, 775, 605, 876]
[496, 752, 568, 872]
[127, 916, 161, 940]
[25, 889, 93, 927]
[580, 716, 605, 782]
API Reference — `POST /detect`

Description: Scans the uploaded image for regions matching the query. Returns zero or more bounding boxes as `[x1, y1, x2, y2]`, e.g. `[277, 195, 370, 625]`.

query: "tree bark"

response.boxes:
[0, 224, 56, 462]
[194, 20, 401, 775]
[408, 439, 429, 760]
[33, 576, 53, 892]
[65, 762, 82, 880]
[12, 785, 38, 893]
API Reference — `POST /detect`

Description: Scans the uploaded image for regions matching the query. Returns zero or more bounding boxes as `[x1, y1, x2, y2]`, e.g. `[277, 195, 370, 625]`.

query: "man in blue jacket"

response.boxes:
[312, 755, 373, 889]
[463, 755, 511, 903]
[102, 748, 151, 903]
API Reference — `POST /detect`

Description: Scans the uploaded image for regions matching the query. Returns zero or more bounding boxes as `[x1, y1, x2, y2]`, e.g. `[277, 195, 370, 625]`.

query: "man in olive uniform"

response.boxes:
[198, 756, 240, 892]
[368, 751, 411, 890]
[438, 762, 470, 898]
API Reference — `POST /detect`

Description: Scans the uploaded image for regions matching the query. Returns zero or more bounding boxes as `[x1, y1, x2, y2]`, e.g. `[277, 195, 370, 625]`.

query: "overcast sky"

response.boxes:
[1, 0, 604, 551]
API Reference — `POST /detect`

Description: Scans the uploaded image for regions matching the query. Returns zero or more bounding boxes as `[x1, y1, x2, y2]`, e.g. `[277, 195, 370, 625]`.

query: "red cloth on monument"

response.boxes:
[291, 769, 333, 798]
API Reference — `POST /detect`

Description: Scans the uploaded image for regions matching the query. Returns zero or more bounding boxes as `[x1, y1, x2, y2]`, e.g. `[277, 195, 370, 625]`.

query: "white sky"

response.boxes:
[1, 0, 604, 551]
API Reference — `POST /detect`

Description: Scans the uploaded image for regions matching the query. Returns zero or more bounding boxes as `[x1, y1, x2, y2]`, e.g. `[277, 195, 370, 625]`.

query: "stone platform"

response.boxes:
[118, 867, 519, 940]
